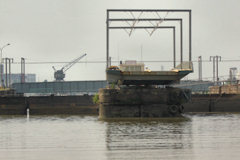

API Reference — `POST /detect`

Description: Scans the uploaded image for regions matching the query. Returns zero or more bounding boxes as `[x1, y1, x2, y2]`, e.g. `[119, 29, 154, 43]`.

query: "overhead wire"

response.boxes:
[9, 59, 240, 64]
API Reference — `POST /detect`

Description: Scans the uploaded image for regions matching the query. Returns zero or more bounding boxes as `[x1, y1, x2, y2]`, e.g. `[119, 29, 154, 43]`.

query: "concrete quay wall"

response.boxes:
[0, 95, 97, 115]
[184, 94, 240, 112]
[0, 96, 27, 115]
[99, 87, 190, 118]
[2, 93, 240, 116]
[28, 95, 97, 115]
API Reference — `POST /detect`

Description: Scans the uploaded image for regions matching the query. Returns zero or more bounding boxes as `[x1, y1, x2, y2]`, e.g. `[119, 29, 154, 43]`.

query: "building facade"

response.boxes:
[3, 73, 36, 85]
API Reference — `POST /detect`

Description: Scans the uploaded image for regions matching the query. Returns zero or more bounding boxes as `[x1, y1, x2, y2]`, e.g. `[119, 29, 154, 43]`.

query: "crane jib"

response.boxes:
[52, 53, 87, 81]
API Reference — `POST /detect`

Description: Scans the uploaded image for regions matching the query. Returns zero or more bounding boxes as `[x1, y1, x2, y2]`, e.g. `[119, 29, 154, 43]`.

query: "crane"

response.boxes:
[52, 53, 87, 81]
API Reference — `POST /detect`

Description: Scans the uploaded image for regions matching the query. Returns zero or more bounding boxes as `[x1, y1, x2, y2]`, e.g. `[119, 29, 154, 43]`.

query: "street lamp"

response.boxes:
[0, 43, 11, 87]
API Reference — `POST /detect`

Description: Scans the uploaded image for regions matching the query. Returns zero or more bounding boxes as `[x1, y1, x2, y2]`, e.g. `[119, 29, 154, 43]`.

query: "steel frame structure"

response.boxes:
[106, 9, 192, 69]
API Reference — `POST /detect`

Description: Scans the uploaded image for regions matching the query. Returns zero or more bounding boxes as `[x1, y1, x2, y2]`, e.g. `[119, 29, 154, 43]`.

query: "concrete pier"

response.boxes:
[99, 87, 191, 119]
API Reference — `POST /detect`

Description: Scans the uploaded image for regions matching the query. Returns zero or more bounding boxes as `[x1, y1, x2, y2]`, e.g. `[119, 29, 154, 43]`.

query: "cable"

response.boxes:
[9, 59, 240, 64]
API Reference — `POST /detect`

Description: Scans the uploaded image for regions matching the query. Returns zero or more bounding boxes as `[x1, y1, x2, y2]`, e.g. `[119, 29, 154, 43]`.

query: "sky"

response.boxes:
[1, 0, 240, 82]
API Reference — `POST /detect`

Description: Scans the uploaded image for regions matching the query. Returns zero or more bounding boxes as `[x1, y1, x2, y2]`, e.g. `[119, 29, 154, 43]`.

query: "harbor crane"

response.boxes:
[52, 53, 87, 81]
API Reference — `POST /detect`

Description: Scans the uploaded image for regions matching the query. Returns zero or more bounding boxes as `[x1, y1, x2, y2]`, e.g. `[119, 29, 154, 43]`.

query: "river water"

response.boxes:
[1, 114, 240, 160]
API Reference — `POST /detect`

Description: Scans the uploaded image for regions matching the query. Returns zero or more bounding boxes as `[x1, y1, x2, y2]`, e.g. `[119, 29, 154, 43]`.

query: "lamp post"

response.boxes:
[0, 43, 11, 87]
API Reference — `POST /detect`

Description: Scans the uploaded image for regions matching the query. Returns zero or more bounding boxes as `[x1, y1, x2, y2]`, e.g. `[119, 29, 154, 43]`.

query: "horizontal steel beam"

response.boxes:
[108, 18, 182, 21]
[109, 26, 175, 29]
[107, 9, 191, 12]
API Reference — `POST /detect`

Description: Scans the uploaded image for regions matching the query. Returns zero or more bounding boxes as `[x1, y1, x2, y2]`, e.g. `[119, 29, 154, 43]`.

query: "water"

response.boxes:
[1, 114, 240, 160]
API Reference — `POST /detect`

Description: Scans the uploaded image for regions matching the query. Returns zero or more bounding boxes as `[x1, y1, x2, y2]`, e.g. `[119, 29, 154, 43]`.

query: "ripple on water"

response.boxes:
[0, 114, 240, 160]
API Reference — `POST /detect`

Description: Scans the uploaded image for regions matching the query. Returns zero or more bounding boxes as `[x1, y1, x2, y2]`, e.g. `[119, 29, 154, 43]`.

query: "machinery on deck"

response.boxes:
[107, 61, 193, 85]
[52, 54, 87, 81]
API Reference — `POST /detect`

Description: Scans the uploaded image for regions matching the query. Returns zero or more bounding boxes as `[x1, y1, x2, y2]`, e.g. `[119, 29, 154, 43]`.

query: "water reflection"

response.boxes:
[1, 114, 240, 160]
[105, 117, 193, 159]
[0, 115, 107, 160]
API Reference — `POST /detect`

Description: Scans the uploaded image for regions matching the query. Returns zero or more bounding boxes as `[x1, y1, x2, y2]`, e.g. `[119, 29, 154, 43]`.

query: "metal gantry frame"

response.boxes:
[106, 9, 192, 69]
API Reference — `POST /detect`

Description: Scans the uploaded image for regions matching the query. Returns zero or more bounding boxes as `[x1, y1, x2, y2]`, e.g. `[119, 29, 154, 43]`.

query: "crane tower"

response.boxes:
[52, 53, 87, 81]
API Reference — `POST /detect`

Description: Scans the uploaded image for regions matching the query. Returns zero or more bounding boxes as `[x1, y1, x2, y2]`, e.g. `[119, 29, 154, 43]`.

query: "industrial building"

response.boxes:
[12, 80, 107, 96]
[12, 80, 212, 96]
[2, 73, 36, 85]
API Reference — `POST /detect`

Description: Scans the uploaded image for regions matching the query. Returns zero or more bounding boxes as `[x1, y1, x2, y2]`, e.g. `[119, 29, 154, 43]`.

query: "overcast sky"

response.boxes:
[1, 0, 240, 82]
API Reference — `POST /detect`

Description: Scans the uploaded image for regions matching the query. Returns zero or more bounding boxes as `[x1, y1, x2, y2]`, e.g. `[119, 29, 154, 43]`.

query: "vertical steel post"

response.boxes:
[0, 48, 2, 87]
[106, 10, 109, 69]
[180, 20, 183, 68]
[21, 58, 23, 83]
[0, 63, 2, 87]
[216, 56, 218, 83]
[21, 57, 25, 83]
[198, 56, 202, 81]
[109, 56, 111, 67]
[210, 56, 216, 83]
[189, 10, 192, 62]
[173, 27, 176, 68]
[5, 58, 8, 87]
[8, 58, 10, 86]
[8, 58, 13, 87]
[229, 69, 232, 83]
[0, 43, 10, 87]
[213, 57, 215, 83]
[216, 55, 221, 83]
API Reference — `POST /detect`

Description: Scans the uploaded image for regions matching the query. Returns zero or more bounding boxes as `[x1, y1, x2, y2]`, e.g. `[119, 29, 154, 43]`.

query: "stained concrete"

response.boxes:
[2, 92, 240, 116]
[99, 87, 190, 118]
